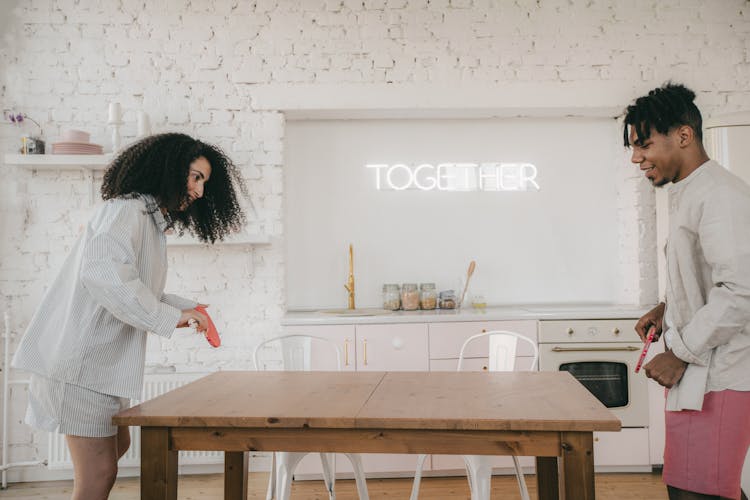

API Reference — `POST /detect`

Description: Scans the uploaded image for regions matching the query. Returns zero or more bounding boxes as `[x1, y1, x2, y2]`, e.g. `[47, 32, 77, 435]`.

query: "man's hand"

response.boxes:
[177, 309, 208, 332]
[643, 349, 688, 388]
[635, 302, 665, 342]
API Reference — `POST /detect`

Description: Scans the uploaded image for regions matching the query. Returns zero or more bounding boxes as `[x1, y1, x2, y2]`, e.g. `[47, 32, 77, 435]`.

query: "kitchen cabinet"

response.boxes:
[593, 428, 651, 468]
[282, 323, 428, 372]
[281, 313, 659, 478]
[349, 323, 429, 474]
[281, 325, 357, 371]
[428, 320, 538, 373]
[282, 323, 428, 477]
[285, 320, 540, 478]
[428, 320, 538, 473]
[355, 323, 429, 371]
[428, 320, 537, 361]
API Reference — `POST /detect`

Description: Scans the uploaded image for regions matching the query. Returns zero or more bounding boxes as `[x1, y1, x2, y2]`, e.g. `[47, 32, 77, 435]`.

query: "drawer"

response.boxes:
[429, 321, 537, 359]
[538, 319, 637, 343]
[430, 357, 488, 371]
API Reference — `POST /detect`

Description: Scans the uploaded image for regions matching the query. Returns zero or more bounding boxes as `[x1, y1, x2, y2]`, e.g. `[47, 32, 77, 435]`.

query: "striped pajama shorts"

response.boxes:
[25, 374, 130, 438]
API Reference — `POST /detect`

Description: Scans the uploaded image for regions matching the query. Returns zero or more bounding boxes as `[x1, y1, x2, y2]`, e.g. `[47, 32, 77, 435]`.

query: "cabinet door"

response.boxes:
[355, 323, 429, 371]
[429, 320, 538, 473]
[281, 325, 356, 477]
[429, 320, 537, 360]
[594, 428, 650, 467]
[282, 325, 356, 372]
[348, 323, 428, 475]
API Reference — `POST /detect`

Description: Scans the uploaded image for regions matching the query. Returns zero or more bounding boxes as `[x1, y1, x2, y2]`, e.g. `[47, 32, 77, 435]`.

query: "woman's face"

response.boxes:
[182, 156, 212, 210]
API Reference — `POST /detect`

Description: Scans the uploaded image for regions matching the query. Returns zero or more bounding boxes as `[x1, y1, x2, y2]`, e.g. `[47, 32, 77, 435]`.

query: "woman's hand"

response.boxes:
[177, 308, 208, 332]
[635, 302, 665, 342]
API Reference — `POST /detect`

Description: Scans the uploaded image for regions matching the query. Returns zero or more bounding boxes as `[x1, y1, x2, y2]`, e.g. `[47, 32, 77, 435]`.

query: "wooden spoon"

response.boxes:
[459, 260, 476, 308]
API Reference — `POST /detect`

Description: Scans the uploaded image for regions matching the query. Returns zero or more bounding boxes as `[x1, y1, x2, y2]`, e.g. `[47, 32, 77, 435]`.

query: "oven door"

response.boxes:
[538, 342, 649, 427]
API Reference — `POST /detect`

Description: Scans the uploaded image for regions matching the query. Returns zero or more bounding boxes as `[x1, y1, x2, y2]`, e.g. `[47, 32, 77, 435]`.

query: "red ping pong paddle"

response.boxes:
[195, 305, 220, 348]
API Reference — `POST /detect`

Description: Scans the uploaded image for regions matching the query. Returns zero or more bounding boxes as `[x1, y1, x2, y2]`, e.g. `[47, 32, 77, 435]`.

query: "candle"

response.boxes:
[137, 111, 151, 137]
[108, 102, 122, 123]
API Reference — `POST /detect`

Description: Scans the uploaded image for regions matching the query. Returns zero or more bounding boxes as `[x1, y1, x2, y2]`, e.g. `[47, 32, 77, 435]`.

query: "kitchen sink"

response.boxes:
[318, 308, 392, 317]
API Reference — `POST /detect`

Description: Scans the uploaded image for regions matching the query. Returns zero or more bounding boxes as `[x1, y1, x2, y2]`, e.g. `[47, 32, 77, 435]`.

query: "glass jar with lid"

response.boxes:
[438, 290, 457, 309]
[382, 284, 401, 311]
[400, 283, 420, 311]
[419, 283, 437, 310]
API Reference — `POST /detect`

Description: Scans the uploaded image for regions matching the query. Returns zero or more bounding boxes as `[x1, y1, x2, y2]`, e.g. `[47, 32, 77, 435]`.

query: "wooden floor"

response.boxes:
[3, 471, 668, 499]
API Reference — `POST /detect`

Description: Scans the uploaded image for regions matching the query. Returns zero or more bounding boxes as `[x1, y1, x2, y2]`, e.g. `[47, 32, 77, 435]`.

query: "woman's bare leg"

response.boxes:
[65, 435, 118, 500]
[116, 426, 130, 459]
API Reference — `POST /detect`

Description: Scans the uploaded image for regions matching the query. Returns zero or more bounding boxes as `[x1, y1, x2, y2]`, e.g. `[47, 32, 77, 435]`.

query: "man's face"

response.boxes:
[629, 126, 683, 187]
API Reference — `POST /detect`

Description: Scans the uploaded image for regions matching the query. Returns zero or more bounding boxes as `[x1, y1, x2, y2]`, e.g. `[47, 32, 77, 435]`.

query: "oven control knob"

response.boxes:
[566, 327, 574, 335]
[613, 328, 620, 335]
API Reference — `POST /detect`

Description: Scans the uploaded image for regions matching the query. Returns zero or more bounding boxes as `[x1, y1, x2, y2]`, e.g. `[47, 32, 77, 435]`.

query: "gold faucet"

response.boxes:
[344, 243, 355, 309]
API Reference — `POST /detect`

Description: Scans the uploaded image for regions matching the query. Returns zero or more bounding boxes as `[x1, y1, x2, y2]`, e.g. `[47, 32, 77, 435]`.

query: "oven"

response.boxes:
[538, 319, 648, 428]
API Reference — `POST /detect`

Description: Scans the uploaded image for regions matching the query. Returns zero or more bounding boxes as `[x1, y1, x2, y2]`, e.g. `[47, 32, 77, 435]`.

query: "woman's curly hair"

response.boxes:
[101, 133, 246, 243]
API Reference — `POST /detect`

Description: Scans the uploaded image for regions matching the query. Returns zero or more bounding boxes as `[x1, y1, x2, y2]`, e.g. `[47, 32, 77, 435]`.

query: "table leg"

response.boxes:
[140, 427, 177, 500]
[536, 456, 559, 500]
[560, 431, 595, 500]
[224, 451, 249, 500]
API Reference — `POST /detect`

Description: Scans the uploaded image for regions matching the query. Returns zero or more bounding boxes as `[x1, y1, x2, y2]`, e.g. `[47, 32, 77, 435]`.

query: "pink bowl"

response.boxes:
[61, 129, 90, 143]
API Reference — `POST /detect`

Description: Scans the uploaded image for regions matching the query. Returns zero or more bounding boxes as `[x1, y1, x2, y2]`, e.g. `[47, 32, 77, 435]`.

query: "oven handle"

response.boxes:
[550, 346, 640, 352]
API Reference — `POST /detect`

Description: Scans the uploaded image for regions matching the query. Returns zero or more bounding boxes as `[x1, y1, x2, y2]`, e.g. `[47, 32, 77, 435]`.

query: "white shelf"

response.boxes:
[4, 153, 112, 169]
[166, 232, 270, 247]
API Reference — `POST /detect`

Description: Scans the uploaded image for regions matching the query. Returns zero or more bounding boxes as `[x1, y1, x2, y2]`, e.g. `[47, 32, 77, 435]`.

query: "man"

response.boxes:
[624, 82, 750, 500]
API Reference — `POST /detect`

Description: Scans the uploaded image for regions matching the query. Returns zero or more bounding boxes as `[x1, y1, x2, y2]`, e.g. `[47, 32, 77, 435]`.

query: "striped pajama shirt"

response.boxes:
[12, 194, 196, 437]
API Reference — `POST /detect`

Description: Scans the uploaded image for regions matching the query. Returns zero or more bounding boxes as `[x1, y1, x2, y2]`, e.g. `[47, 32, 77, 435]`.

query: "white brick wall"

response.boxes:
[1, 0, 749, 482]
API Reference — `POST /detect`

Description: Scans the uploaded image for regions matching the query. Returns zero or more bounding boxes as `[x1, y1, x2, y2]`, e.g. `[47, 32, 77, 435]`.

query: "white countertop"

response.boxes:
[282, 303, 651, 326]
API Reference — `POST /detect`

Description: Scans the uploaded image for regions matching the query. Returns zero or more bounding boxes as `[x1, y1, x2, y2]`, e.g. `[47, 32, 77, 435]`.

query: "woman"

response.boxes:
[12, 133, 246, 500]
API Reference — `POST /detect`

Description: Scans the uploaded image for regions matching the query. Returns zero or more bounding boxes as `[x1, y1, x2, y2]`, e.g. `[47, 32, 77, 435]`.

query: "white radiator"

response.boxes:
[47, 372, 224, 469]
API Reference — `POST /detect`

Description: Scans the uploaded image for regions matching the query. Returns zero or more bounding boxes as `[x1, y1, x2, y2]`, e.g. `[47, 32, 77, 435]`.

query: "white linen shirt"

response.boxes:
[12, 194, 195, 399]
[662, 160, 750, 410]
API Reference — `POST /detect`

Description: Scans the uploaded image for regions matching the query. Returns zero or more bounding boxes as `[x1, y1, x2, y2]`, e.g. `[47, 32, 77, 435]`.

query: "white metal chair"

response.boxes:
[252, 334, 370, 500]
[410, 330, 539, 500]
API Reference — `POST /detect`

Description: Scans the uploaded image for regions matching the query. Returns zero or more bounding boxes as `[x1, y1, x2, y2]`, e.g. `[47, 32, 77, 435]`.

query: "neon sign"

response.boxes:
[366, 163, 540, 191]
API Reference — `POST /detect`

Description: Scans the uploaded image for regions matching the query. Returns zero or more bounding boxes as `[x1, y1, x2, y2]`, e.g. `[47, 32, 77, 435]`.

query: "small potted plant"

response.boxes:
[3, 109, 46, 154]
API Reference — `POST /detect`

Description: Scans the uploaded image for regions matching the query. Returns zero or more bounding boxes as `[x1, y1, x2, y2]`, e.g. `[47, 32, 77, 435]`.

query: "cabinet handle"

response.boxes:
[363, 338, 368, 366]
[344, 338, 350, 366]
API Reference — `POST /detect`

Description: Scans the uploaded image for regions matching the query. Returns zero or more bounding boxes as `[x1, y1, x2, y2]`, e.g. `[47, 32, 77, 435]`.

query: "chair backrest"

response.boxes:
[457, 330, 539, 372]
[252, 334, 342, 372]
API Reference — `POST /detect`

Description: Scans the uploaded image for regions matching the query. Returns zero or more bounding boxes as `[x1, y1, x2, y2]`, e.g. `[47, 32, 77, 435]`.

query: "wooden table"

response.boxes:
[113, 371, 620, 500]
